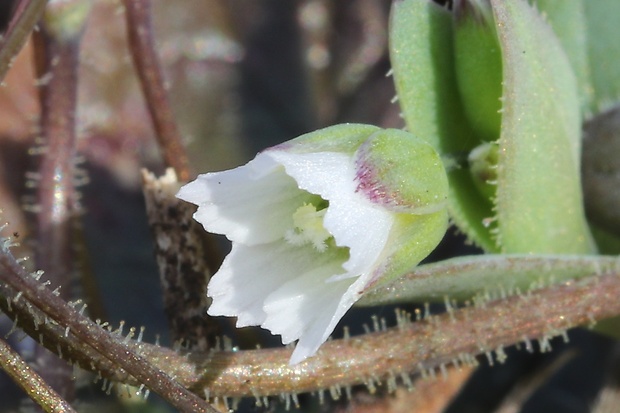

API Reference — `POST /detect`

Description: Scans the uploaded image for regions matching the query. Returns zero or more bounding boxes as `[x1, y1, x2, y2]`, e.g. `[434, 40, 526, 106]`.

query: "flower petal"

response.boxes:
[263, 267, 372, 364]
[266, 151, 393, 277]
[177, 153, 314, 245]
[207, 239, 348, 328]
[261, 253, 348, 344]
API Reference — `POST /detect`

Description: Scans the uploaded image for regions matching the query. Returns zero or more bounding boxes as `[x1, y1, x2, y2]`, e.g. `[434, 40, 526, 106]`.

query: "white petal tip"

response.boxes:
[288, 349, 310, 366]
[288, 341, 320, 365]
[175, 180, 203, 204]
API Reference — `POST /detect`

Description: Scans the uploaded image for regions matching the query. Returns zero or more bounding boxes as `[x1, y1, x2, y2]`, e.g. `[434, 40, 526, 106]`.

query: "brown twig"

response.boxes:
[0, 247, 219, 413]
[0, 337, 77, 413]
[403, 365, 475, 413]
[0, 0, 48, 81]
[494, 350, 576, 413]
[142, 169, 219, 350]
[122, 0, 191, 181]
[332, 365, 474, 413]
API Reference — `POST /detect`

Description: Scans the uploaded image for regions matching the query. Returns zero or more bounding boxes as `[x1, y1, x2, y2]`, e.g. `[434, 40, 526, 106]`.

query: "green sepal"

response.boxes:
[275, 124, 380, 154]
[365, 210, 449, 294]
[353, 129, 448, 215]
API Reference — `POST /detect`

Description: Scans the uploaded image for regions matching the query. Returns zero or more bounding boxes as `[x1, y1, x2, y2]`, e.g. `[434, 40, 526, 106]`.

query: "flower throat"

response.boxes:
[285, 197, 332, 252]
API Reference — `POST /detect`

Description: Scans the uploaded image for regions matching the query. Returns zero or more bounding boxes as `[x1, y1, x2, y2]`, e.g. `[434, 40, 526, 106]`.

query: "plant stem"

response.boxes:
[154, 271, 620, 398]
[33, 6, 82, 309]
[0, 0, 48, 81]
[3, 250, 620, 401]
[0, 248, 219, 413]
[122, 0, 191, 181]
[30, 1, 91, 399]
[142, 169, 219, 349]
[0, 280, 131, 389]
[0, 337, 77, 413]
[359, 254, 620, 304]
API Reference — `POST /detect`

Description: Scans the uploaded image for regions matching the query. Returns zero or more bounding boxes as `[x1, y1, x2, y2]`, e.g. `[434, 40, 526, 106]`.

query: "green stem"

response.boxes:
[360, 254, 620, 304]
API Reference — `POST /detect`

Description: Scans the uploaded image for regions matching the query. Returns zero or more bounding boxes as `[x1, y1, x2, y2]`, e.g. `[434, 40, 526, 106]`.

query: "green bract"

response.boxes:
[454, 0, 503, 142]
[492, 0, 594, 253]
[532, 0, 620, 115]
[390, 0, 595, 254]
[390, 0, 494, 252]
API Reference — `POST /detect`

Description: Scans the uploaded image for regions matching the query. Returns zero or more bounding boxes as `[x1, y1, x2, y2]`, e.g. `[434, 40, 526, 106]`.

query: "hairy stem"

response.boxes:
[155, 271, 620, 398]
[122, 0, 191, 181]
[0, 0, 48, 81]
[0, 337, 77, 413]
[30, 7, 84, 402]
[0, 280, 132, 390]
[33, 4, 83, 308]
[3, 249, 620, 400]
[0, 247, 218, 413]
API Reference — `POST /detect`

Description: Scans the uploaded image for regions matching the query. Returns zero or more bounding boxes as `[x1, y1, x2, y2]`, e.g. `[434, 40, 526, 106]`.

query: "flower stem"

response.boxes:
[30, 4, 88, 400]
[0, 337, 77, 413]
[159, 271, 620, 397]
[122, 0, 192, 182]
[0, 0, 48, 82]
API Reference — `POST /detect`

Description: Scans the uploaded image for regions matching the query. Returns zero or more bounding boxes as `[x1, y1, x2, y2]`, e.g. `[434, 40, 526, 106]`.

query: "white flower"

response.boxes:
[177, 124, 448, 364]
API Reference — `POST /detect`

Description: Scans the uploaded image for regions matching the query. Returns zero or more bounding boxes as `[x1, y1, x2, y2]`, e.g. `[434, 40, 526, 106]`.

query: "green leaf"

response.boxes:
[533, 0, 620, 115]
[453, 0, 503, 142]
[491, 0, 595, 253]
[359, 254, 618, 304]
[389, 0, 497, 251]
[532, 0, 592, 113]
[584, 0, 620, 113]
